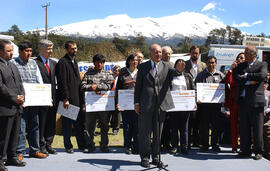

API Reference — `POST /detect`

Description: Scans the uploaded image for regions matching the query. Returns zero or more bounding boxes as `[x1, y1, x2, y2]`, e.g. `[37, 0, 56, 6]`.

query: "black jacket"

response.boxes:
[0, 58, 25, 116]
[55, 54, 82, 107]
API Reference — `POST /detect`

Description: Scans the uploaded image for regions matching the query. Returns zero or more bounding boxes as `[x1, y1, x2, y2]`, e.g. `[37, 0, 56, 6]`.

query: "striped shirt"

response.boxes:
[10, 57, 43, 84]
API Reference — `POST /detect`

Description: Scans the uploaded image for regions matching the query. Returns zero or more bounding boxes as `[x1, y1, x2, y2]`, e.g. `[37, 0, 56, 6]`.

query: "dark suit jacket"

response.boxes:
[0, 58, 25, 116]
[35, 56, 57, 106]
[233, 60, 267, 107]
[134, 60, 178, 121]
[185, 59, 206, 80]
[55, 54, 82, 107]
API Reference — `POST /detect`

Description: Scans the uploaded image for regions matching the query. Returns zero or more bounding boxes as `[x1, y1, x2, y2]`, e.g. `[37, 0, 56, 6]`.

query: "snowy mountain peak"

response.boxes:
[37, 12, 227, 41]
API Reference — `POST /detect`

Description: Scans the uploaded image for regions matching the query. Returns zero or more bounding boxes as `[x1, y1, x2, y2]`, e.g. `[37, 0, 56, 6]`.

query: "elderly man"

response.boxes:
[233, 45, 267, 160]
[35, 39, 57, 155]
[11, 41, 47, 160]
[134, 44, 179, 168]
[160, 46, 173, 152]
[185, 45, 206, 148]
[0, 40, 25, 171]
[162, 46, 174, 67]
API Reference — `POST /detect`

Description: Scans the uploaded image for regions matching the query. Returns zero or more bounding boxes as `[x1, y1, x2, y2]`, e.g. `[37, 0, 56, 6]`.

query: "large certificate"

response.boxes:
[118, 90, 134, 110]
[168, 90, 196, 112]
[57, 101, 80, 120]
[85, 91, 115, 112]
[23, 83, 52, 107]
[196, 83, 225, 103]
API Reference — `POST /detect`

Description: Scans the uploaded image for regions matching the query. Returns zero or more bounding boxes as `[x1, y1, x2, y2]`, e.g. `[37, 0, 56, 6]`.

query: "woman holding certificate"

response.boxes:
[116, 54, 139, 155]
[169, 59, 195, 155]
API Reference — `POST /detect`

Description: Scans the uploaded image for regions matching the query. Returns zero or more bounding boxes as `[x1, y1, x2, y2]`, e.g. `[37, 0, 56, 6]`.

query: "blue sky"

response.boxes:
[1, 0, 269, 35]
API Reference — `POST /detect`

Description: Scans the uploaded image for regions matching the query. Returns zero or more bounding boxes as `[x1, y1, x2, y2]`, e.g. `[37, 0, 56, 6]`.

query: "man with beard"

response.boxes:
[185, 46, 206, 148]
[55, 41, 85, 153]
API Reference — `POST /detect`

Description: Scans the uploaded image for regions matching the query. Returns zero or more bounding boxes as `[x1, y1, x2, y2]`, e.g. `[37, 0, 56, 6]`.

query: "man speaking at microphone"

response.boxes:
[134, 44, 179, 168]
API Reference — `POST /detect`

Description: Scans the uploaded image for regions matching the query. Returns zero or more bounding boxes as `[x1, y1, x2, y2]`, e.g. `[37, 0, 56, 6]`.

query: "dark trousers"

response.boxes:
[121, 110, 138, 152]
[108, 110, 121, 131]
[61, 111, 85, 150]
[160, 113, 171, 149]
[188, 111, 200, 146]
[84, 111, 109, 148]
[138, 109, 164, 161]
[239, 101, 264, 154]
[199, 103, 221, 148]
[0, 112, 21, 162]
[170, 111, 190, 149]
[39, 106, 57, 150]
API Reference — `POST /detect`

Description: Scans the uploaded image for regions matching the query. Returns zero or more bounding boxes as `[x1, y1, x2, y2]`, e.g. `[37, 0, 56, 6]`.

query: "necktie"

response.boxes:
[153, 63, 157, 77]
[45, 60, 50, 75]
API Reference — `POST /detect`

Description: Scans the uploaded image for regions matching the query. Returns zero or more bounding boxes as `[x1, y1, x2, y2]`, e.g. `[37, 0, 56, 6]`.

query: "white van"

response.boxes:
[0, 34, 19, 57]
[208, 44, 270, 72]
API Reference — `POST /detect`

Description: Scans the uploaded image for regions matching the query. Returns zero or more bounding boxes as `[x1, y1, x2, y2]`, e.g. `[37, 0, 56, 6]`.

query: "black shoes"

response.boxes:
[235, 152, 252, 158]
[152, 159, 165, 168]
[46, 146, 57, 154]
[5, 159, 26, 167]
[83, 146, 96, 153]
[40, 148, 49, 155]
[100, 146, 109, 153]
[0, 164, 7, 171]
[181, 148, 188, 155]
[125, 148, 132, 155]
[212, 146, 221, 152]
[170, 147, 178, 155]
[253, 154, 262, 160]
[232, 148, 238, 153]
[199, 146, 209, 152]
[141, 159, 150, 168]
[65, 148, 74, 154]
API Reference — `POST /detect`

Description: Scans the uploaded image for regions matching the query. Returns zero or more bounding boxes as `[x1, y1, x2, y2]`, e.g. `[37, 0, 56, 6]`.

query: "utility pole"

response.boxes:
[42, 2, 50, 40]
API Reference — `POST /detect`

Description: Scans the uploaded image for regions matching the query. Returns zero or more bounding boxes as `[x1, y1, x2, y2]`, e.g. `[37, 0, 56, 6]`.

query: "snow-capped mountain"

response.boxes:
[37, 12, 226, 41]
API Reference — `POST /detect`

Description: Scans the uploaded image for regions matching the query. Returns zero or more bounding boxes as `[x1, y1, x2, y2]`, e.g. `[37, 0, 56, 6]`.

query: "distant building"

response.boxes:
[242, 36, 270, 47]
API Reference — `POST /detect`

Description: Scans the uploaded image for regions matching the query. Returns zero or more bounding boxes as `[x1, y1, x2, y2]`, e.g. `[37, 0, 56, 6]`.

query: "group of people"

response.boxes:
[0, 38, 269, 171]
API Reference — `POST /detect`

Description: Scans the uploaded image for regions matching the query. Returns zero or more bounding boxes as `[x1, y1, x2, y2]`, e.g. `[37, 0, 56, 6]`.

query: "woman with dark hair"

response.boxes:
[116, 54, 139, 154]
[169, 59, 195, 155]
[225, 52, 245, 153]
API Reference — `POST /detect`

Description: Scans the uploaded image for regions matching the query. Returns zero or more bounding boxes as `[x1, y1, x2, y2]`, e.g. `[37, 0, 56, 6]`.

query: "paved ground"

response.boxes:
[6, 147, 270, 171]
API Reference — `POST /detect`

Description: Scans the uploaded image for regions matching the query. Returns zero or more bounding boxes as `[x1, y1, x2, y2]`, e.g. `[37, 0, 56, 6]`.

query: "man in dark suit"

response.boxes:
[55, 40, 85, 153]
[185, 46, 206, 148]
[0, 40, 25, 171]
[134, 44, 178, 168]
[233, 45, 267, 160]
[35, 39, 57, 155]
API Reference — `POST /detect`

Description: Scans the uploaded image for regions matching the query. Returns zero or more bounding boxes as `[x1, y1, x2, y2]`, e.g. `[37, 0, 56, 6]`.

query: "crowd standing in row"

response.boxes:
[0, 39, 269, 170]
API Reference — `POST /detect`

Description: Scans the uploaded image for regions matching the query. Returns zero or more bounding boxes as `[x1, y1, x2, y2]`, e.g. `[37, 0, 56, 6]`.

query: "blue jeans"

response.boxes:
[17, 107, 40, 154]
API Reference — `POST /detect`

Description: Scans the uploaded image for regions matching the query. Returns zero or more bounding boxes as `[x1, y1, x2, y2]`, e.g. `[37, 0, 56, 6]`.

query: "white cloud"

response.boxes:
[201, 2, 216, 12]
[232, 20, 263, 27]
[218, 8, 225, 12]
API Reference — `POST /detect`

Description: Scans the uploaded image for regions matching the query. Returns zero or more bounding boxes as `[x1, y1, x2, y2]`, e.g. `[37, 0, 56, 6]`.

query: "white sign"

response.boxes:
[118, 89, 134, 110]
[57, 101, 80, 120]
[85, 91, 115, 112]
[196, 83, 225, 103]
[168, 90, 196, 112]
[23, 83, 52, 106]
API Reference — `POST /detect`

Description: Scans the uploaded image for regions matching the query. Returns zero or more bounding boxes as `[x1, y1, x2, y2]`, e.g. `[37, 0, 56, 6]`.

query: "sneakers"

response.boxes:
[29, 151, 47, 158]
[46, 146, 57, 154]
